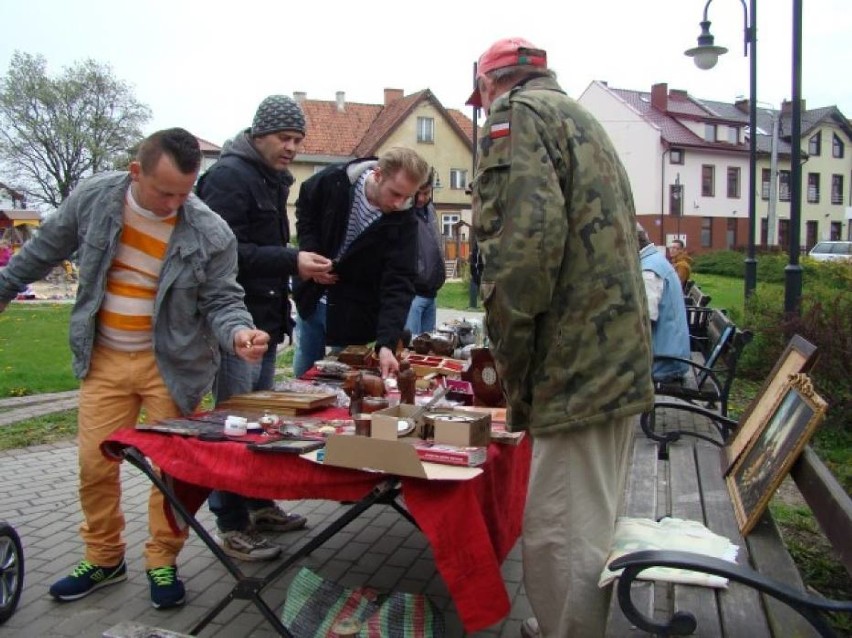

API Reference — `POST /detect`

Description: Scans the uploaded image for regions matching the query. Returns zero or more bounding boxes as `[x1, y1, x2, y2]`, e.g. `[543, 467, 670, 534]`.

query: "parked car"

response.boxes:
[807, 240, 852, 262]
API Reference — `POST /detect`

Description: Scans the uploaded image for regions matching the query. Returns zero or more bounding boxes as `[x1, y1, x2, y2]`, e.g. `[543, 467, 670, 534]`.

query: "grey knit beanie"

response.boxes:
[251, 95, 306, 137]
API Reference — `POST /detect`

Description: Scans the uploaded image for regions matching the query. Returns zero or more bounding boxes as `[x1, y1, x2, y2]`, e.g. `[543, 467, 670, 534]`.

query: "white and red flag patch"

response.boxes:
[489, 122, 510, 139]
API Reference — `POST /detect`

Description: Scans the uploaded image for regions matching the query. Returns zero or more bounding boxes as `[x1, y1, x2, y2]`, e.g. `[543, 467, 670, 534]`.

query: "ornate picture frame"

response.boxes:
[724, 335, 818, 472]
[726, 374, 827, 535]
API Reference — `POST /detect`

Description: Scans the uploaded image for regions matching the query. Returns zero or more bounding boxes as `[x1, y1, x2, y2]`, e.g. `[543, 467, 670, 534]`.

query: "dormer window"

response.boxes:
[704, 124, 717, 142]
[833, 134, 845, 158]
[808, 132, 821, 156]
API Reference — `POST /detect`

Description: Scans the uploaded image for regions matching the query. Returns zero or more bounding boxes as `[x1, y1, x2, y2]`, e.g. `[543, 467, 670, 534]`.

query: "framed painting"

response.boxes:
[724, 334, 818, 471]
[726, 374, 827, 535]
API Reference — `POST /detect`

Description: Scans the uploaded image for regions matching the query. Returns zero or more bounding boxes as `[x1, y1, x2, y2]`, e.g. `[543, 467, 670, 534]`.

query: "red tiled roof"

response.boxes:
[195, 137, 221, 152]
[611, 88, 706, 147]
[301, 101, 382, 156]
[447, 109, 475, 142]
[297, 89, 474, 158]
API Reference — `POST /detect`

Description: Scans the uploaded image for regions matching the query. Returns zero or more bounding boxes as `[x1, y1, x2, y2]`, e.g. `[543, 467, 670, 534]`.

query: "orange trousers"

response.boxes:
[77, 344, 190, 569]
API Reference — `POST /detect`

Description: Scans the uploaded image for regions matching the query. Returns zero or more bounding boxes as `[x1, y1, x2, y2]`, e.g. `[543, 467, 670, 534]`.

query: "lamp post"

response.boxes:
[784, 0, 803, 315]
[686, 0, 758, 299]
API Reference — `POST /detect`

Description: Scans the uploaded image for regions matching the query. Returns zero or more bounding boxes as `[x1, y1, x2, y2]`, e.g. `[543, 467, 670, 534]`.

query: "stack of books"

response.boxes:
[413, 441, 487, 467]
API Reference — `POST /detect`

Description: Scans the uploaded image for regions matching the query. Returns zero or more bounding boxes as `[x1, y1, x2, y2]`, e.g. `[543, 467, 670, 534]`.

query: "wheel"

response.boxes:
[0, 522, 24, 624]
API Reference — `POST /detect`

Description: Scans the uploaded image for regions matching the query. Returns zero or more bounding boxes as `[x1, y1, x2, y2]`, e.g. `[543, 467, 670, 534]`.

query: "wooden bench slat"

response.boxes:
[668, 442, 723, 636]
[695, 443, 773, 638]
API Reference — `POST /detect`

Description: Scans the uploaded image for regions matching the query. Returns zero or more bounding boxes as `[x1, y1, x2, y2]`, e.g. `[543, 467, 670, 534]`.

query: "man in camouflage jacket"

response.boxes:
[467, 38, 654, 638]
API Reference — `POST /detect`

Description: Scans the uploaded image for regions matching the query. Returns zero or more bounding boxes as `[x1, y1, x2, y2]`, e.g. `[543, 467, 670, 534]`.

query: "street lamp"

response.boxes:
[685, 0, 758, 299]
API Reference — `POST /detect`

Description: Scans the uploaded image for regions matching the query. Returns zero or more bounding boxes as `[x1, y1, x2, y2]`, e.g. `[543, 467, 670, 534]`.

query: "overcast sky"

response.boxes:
[3, 0, 850, 146]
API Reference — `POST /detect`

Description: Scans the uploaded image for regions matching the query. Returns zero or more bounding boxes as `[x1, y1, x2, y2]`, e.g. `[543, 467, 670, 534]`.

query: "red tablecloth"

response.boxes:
[102, 410, 530, 632]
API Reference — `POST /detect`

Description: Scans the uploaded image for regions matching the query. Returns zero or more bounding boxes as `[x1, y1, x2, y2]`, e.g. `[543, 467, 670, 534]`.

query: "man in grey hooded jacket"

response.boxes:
[0, 128, 269, 610]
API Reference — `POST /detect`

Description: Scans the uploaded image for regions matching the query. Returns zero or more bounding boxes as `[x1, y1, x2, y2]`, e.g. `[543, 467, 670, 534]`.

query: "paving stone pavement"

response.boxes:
[0, 306, 537, 636]
[0, 439, 531, 637]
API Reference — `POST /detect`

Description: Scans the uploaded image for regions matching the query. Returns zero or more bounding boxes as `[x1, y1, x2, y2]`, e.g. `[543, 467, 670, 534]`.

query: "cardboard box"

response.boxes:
[318, 435, 482, 480]
[370, 404, 424, 440]
[427, 409, 491, 447]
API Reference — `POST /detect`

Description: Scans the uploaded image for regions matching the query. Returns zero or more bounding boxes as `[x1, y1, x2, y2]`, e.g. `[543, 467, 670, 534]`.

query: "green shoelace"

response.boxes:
[147, 566, 177, 585]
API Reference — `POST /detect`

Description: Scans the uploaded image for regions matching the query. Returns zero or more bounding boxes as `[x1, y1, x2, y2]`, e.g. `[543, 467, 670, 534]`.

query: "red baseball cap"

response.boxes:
[466, 37, 548, 107]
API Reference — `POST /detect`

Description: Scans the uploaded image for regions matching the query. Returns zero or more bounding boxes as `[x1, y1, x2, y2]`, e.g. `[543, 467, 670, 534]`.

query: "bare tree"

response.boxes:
[0, 52, 151, 208]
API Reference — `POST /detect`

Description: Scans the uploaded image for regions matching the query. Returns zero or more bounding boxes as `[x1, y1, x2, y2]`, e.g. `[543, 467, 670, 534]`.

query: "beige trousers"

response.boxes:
[77, 344, 189, 569]
[522, 415, 635, 637]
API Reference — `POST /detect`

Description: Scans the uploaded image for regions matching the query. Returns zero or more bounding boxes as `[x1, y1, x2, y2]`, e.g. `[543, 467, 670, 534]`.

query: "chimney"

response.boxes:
[651, 83, 668, 112]
[293, 91, 306, 104]
[735, 98, 749, 114]
[335, 91, 345, 112]
[384, 88, 404, 105]
[781, 98, 805, 115]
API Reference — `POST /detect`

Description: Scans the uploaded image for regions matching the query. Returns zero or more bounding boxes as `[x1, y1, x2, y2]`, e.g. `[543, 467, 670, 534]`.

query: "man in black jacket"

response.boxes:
[292, 147, 430, 378]
[404, 169, 446, 334]
[197, 95, 332, 562]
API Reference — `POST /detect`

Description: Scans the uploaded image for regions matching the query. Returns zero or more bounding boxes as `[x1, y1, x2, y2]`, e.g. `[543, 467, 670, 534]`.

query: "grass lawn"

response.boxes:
[0, 303, 76, 396]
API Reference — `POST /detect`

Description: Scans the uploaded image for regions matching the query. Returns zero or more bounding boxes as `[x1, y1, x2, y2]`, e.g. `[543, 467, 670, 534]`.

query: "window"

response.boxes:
[779, 170, 791, 202]
[807, 173, 820, 203]
[700, 217, 713, 248]
[727, 167, 741, 198]
[806, 221, 818, 249]
[449, 169, 468, 190]
[832, 174, 844, 205]
[833, 134, 845, 158]
[701, 165, 715, 197]
[441, 213, 459, 237]
[808, 132, 821, 156]
[669, 184, 683, 216]
[761, 168, 771, 200]
[726, 218, 738, 249]
[670, 149, 684, 164]
[778, 219, 790, 249]
[417, 117, 435, 143]
[704, 124, 717, 142]
[830, 222, 842, 240]
[728, 127, 739, 144]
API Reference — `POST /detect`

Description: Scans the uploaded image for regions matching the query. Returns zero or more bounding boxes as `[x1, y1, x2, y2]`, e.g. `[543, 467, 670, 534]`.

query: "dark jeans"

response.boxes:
[208, 346, 278, 532]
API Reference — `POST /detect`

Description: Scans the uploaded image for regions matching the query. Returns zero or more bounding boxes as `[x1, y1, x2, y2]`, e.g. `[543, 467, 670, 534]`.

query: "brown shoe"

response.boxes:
[249, 505, 307, 532]
[520, 617, 540, 638]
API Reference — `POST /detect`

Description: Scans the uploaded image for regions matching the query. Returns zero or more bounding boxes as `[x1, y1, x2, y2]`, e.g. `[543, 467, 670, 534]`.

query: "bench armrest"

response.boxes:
[642, 400, 738, 447]
[610, 550, 852, 637]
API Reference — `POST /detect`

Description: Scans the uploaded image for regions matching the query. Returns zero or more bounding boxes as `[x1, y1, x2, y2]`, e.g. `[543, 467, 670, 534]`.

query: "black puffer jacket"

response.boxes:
[196, 131, 299, 343]
[412, 202, 446, 298]
[293, 158, 416, 352]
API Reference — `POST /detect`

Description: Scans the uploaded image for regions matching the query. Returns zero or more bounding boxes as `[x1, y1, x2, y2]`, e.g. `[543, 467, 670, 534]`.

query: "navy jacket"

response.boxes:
[196, 131, 299, 343]
[294, 158, 416, 351]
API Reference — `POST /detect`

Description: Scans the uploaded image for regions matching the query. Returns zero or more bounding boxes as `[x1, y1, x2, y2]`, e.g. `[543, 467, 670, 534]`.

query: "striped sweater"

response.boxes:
[96, 187, 176, 351]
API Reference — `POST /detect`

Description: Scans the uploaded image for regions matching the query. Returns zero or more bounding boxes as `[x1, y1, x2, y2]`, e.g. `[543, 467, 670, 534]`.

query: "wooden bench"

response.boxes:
[685, 282, 712, 308]
[653, 309, 753, 417]
[606, 393, 852, 636]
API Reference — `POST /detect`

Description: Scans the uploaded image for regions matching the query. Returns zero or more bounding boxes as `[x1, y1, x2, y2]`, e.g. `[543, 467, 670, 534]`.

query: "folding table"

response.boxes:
[102, 412, 530, 635]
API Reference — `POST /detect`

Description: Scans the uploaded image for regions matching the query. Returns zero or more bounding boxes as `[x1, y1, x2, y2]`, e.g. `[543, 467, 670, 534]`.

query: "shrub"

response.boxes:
[740, 284, 851, 433]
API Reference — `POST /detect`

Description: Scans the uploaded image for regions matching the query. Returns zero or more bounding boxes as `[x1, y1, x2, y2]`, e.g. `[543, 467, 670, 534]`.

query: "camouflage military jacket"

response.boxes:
[471, 76, 654, 435]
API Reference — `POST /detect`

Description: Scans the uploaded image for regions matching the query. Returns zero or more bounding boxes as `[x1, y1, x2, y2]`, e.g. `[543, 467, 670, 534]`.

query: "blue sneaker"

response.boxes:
[49, 559, 127, 601]
[147, 565, 185, 609]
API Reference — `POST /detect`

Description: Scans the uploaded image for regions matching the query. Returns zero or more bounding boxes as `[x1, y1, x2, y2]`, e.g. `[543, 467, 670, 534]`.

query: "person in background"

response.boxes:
[467, 37, 654, 638]
[638, 225, 691, 382]
[404, 168, 446, 335]
[0, 128, 269, 609]
[668, 238, 692, 291]
[292, 147, 430, 379]
[0, 239, 11, 267]
[196, 95, 333, 562]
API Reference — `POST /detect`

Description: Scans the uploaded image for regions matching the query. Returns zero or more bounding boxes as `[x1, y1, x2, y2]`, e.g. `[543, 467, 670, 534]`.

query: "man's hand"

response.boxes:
[297, 252, 334, 280]
[377, 346, 400, 379]
[234, 328, 271, 363]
